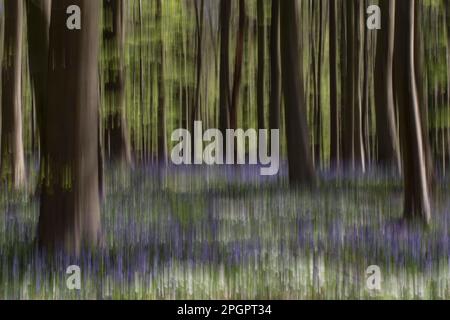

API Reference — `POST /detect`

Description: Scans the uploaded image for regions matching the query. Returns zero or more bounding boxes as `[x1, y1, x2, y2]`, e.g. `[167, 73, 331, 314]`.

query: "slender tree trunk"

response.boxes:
[256, 0, 265, 131]
[414, 2, 434, 189]
[156, 0, 167, 164]
[353, 0, 365, 171]
[374, 0, 400, 171]
[230, 0, 246, 130]
[1, 0, 26, 189]
[339, 0, 347, 172]
[342, 0, 354, 170]
[394, 0, 431, 224]
[38, 0, 102, 254]
[218, 0, 231, 134]
[329, 0, 339, 169]
[192, 0, 204, 124]
[103, 0, 132, 166]
[280, 0, 316, 187]
[269, 0, 280, 132]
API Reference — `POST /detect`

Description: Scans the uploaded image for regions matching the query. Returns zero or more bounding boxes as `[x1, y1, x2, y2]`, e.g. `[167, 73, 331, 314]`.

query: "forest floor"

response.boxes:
[0, 164, 450, 299]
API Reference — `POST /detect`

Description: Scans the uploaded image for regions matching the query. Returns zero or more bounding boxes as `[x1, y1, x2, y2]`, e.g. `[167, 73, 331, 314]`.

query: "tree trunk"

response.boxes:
[269, 0, 280, 132]
[38, 0, 102, 254]
[103, 0, 132, 166]
[156, 0, 167, 164]
[25, 0, 51, 159]
[218, 0, 231, 134]
[414, 2, 434, 190]
[353, 0, 365, 172]
[329, 0, 339, 169]
[342, 0, 354, 170]
[256, 0, 265, 131]
[192, 0, 204, 124]
[374, 0, 400, 171]
[394, 0, 431, 224]
[1, 0, 26, 189]
[280, 0, 316, 187]
[230, 0, 246, 130]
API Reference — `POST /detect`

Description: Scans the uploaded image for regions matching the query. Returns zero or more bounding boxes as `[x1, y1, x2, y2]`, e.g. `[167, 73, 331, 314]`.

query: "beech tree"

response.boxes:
[38, 0, 102, 254]
[394, 0, 431, 223]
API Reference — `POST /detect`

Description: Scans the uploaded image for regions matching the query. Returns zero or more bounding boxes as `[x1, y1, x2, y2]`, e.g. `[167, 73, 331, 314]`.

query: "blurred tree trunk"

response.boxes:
[230, 0, 246, 130]
[342, 0, 354, 170]
[1, 0, 26, 189]
[329, 0, 339, 169]
[280, 0, 316, 187]
[156, 0, 167, 164]
[269, 0, 280, 132]
[38, 0, 102, 254]
[192, 0, 204, 124]
[103, 0, 132, 166]
[353, 0, 365, 172]
[374, 0, 400, 171]
[25, 0, 51, 160]
[414, 2, 434, 190]
[342, 0, 364, 172]
[218, 0, 231, 134]
[313, 0, 324, 168]
[394, 0, 431, 224]
[256, 0, 265, 131]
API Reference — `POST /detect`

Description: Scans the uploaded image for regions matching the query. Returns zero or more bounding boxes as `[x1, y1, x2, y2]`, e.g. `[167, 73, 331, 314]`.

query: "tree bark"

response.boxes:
[38, 0, 102, 254]
[1, 0, 26, 189]
[394, 0, 431, 224]
[280, 0, 316, 187]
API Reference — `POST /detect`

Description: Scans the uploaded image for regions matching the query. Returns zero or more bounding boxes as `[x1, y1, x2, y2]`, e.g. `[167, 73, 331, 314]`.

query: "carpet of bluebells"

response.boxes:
[0, 163, 450, 299]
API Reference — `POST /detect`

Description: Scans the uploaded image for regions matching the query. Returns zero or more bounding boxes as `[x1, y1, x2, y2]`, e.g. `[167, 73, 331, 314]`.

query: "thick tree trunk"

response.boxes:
[280, 0, 316, 187]
[329, 0, 339, 169]
[25, 0, 51, 158]
[103, 0, 132, 166]
[218, 0, 231, 134]
[394, 0, 431, 224]
[374, 0, 400, 171]
[38, 0, 102, 254]
[269, 0, 280, 132]
[1, 0, 26, 189]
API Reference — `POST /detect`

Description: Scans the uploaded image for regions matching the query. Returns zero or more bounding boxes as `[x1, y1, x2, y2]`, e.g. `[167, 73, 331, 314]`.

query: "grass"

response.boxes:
[0, 164, 449, 299]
